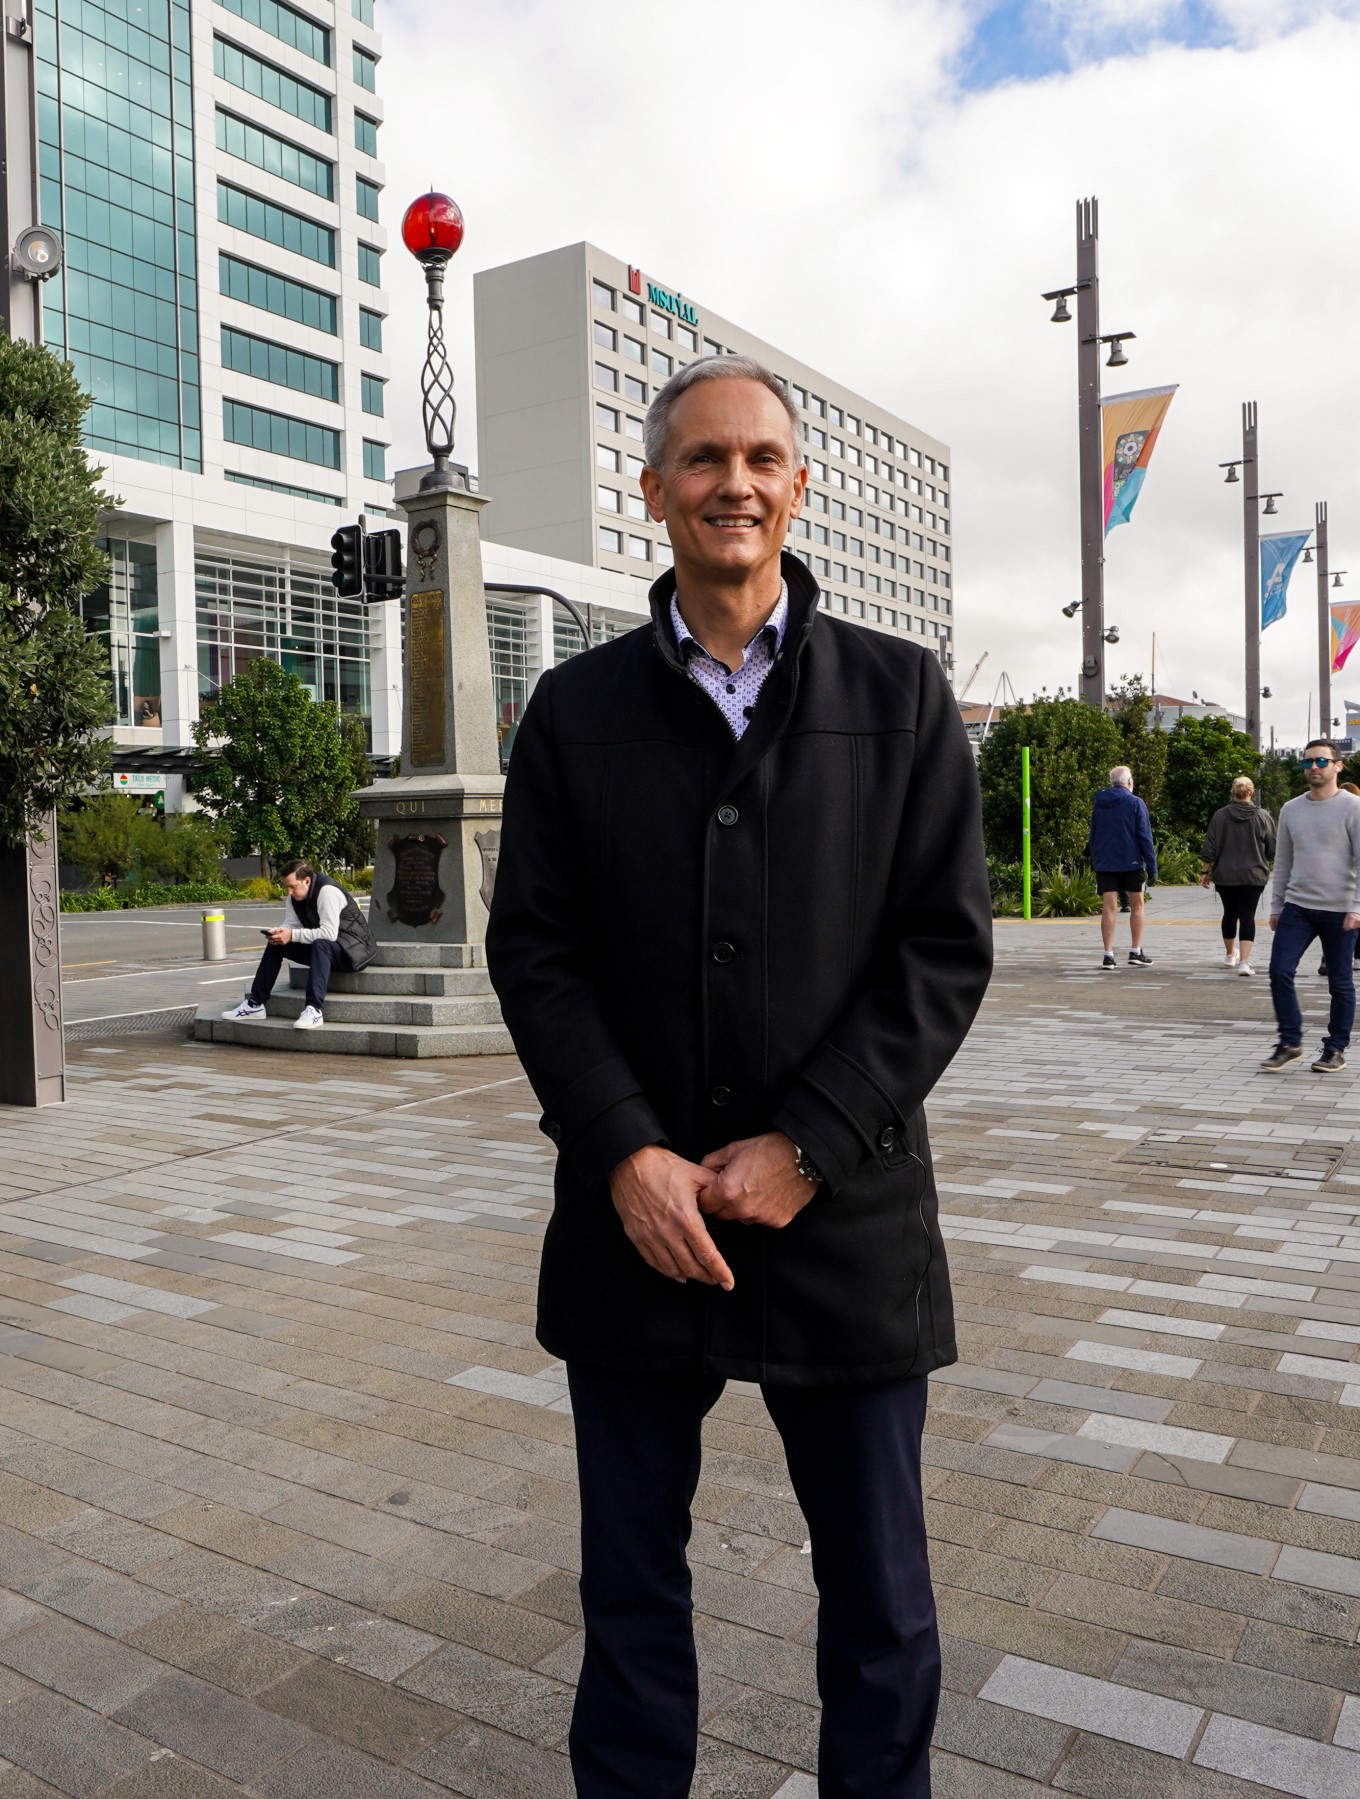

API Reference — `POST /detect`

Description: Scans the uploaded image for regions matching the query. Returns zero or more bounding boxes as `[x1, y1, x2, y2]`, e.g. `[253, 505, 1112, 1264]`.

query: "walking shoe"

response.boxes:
[1101, 953, 1117, 970]
[1313, 1049, 1347, 1073]
[1261, 1044, 1303, 1071]
[1224, 950, 1240, 967]
[1238, 962, 1254, 976]
[293, 1004, 324, 1031]
[1128, 949, 1154, 967]
[222, 995, 265, 1021]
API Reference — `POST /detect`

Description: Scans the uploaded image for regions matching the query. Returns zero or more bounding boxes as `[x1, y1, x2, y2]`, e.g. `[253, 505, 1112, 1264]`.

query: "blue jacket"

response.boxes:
[1088, 785, 1157, 880]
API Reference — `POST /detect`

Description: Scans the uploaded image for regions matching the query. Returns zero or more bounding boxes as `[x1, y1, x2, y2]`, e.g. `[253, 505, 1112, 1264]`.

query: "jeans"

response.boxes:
[249, 939, 354, 1013]
[1269, 901, 1357, 1053]
[566, 1364, 938, 1798]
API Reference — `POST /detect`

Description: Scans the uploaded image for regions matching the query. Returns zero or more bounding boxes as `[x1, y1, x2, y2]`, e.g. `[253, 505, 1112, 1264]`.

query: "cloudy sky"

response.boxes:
[376, 0, 1360, 745]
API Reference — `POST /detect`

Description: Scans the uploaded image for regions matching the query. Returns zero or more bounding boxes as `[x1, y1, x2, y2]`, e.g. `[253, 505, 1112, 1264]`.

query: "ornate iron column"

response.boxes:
[0, 816, 65, 1107]
[402, 191, 465, 493]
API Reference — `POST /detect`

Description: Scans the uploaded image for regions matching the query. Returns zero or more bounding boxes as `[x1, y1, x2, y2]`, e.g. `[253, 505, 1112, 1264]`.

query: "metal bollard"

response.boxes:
[201, 911, 227, 962]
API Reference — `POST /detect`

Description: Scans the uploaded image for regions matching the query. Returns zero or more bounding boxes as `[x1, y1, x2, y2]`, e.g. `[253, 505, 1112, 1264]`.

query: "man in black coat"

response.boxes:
[487, 356, 992, 1797]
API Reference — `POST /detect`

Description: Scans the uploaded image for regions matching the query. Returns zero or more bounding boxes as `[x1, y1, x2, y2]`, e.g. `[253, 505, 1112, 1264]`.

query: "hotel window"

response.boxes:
[810, 394, 826, 417]
[363, 439, 387, 480]
[672, 324, 695, 353]
[847, 414, 860, 435]
[884, 550, 896, 570]
[593, 279, 616, 310]
[849, 506, 862, 526]
[597, 486, 621, 513]
[595, 362, 618, 392]
[224, 399, 339, 468]
[830, 468, 844, 489]
[624, 375, 646, 405]
[850, 597, 865, 617]
[811, 459, 827, 481]
[355, 111, 378, 155]
[830, 437, 843, 458]
[653, 350, 672, 379]
[651, 312, 670, 337]
[791, 383, 808, 408]
[358, 242, 382, 285]
[831, 499, 845, 520]
[704, 337, 721, 357]
[596, 402, 619, 432]
[656, 542, 674, 567]
[810, 491, 827, 512]
[848, 476, 861, 497]
[594, 320, 617, 350]
[827, 405, 841, 427]
[599, 526, 622, 554]
[849, 537, 863, 557]
[813, 525, 828, 545]
[352, 45, 377, 89]
[356, 176, 380, 222]
[809, 427, 825, 449]
[869, 543, 880, 563]
[868, 601, 880, 618]
[833, 561, 847, 581]
[813, 556, 829, 575]
[868, 575, 880, 595]
[885, 582, 896, 599]
[625, 414, 644, 440]
[623, 336, 645, 363]
[622, 296, 644, 325]
[628, 535, 651, 561]
[359, 308, 383, 351]
[846, 444, 861, 466]
[910, 448, 922, 468]
[626, 454, 644, 479]
[794, 517, 810, 537]
[627, 493, 647, 521]
[850, 568, 864, 587]
[832, 531, 846, 552]
[597, 444, 620, 471]
[361, 373, 384, 415]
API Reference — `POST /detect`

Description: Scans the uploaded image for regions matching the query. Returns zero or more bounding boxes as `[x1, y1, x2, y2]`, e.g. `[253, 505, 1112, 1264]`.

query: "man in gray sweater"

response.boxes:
[1264, 739, 1360, 1072]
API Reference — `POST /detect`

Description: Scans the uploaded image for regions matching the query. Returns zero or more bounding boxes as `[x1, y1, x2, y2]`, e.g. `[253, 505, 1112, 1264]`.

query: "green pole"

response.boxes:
[1021, 746, 1032, 920]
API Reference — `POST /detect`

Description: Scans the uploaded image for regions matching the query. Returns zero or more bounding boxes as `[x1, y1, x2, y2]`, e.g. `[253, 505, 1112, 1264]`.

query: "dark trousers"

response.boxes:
[1217, 882, 1264, 944]
[249, 939, 354, 1012]
[1269, 901, 1357, 1053]
[566, 1364, 938, 1798]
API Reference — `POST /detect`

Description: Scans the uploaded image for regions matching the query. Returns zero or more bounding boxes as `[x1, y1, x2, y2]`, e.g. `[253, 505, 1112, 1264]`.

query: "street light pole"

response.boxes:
[1316, 502, 1331, 741]
[1076, 201, 1103, 710]
[1242, 403, 1261, 751]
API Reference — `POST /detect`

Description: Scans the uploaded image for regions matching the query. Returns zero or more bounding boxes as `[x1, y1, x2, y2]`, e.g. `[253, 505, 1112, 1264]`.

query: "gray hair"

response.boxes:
[1109, 765, 1134, 789]
[643, 354, 805, 471]
[1231, 775, 1254, 799]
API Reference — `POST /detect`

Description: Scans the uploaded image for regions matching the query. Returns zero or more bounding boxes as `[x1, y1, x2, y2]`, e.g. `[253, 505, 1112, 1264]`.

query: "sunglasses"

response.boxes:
[1302, 757, 1337, 769]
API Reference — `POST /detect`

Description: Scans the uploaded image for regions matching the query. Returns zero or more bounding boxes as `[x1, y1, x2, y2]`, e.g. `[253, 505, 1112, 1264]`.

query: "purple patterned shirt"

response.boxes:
[669, 582, 789, 740]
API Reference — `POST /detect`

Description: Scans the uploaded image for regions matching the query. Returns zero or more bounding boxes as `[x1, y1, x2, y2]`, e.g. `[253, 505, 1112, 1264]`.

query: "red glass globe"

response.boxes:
[401, 192, 464, 261]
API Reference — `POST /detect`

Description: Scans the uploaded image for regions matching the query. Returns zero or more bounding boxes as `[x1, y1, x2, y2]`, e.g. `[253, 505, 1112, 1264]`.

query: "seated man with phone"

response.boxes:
[222, 859, 376, 1032]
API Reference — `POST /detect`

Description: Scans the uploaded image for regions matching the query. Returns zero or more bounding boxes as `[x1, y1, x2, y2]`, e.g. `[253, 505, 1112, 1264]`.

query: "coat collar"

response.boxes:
[649, 551, 821, 675]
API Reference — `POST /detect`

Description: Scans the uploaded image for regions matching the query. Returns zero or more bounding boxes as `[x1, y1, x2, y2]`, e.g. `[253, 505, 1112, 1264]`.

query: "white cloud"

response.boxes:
[377, 1, 1360, 747]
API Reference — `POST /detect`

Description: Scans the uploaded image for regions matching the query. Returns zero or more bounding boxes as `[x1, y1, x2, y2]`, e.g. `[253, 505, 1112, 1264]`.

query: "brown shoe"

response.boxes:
[1312, 1050, 1347, 1073]
[1261, 1044, 1303, 1072]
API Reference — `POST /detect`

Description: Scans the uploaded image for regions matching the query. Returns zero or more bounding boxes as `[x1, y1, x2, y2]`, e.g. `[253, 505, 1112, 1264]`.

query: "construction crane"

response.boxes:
[956, 651, 988, 704]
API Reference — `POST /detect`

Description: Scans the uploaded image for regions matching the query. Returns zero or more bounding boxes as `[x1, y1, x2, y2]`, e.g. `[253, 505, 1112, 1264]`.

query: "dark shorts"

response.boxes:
[1096, 868, 1146, 895]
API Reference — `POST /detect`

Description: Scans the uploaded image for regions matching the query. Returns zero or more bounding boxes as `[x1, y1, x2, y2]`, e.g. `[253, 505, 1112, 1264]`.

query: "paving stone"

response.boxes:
[1111, 1637, 1339, 1738]
[112, 1671, 315, 1780]
[102, 1760, 240, 1799]
[0, 1617, 164, 1712]
[123, 1605, 309, 1696]
[1194, 1712, 1360, 1797]
[930, 1753, 1050, 1797]
[978, 1652, 1203, 1755]
[690, 1736, 791, 1798]
[12, 1561, 179, 1638]
[1051, 1730, 1295, 1797]
[1235, 1619, 1360, 1695]
[0, 1594, 43, 1642]
[249, 1740, 447, 1799]
[396, 1642, 572, 1746]
[1273, 1544, 1360, 1598]
[1156, 1561, 1358, 1639]
[1091, 1506, 1278, 1573]
[37, 1512, 182, 1576]
[1041, 1570, 1247, 1657]
[386, 1580, 578, 1667]
[701, 1688, 819, 1772]
[0, 1689, 154, 1795]
[258, 1659, 460, 1764]
[932, 1686, 1071, 1779]
[408, 1722, 575, 1797]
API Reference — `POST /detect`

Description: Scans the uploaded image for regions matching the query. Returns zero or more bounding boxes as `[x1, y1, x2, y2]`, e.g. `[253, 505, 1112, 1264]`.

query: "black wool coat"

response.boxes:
[486, 553, 993, 1386]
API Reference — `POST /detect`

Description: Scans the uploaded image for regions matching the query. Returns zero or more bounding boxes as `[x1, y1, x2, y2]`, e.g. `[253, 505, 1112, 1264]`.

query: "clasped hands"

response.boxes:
[608, 1133, 818, 1290]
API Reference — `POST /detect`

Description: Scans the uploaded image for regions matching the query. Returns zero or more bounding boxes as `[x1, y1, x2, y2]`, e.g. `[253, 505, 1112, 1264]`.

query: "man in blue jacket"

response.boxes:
[1088, 765, 1158, 969]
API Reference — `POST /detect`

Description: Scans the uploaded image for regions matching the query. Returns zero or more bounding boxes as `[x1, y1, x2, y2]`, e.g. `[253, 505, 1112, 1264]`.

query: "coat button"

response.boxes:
[878, 1125, 896, 1150]
[717, 806, 739, 827]
[543, 1119, 563, 1143]
[711, 1085, 731, 1106]
[712, 941, 735, 963]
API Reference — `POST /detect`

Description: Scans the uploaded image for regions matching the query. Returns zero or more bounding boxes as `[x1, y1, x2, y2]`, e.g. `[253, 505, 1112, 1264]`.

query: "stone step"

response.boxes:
[362, 943, 488, 968]
[270, 990, 503, 1027]
[286, 966, 495, 998]
[195, 1003, 513, 1059]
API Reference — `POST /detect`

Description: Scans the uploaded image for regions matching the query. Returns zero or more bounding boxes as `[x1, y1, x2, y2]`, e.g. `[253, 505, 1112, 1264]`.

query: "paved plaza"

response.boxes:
[1, 888, 1359, 1796]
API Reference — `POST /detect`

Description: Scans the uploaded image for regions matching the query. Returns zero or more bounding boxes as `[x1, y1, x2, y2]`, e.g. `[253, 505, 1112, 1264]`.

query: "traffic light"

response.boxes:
[364, 528, 404, 602]
[330, 522, 364, 597]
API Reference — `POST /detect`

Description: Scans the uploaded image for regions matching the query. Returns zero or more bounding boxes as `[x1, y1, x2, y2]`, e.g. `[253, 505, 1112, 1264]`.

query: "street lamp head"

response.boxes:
[1105, 339, 1128, 368]
[1262, 494, 1279, 516]
[1303, 547, 1313, 563]
[1061, 600, 1080, 618]
[1103, 626, 1120, 645]
[1335, 572, 1348, 589]
[1222, 463, 1240, 485]
[1050, 294, 1071, 324]
[1262, 686, 1273, 700]
[401, 191, 464, 266]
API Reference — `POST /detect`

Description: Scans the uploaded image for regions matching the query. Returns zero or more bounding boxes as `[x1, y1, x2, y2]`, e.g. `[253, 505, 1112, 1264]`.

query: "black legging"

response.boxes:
[1217, 882, 1264, 944]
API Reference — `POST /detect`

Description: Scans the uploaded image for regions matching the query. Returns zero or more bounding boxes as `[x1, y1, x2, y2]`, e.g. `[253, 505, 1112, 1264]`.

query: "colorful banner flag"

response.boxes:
[1331, 605, 1360, 674]
[1261, 530, 1311, 631]
[1101, 384, 1177, 535]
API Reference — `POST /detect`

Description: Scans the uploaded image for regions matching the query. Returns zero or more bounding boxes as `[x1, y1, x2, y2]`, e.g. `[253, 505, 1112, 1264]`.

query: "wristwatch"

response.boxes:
[793, 1143, 823, 1185]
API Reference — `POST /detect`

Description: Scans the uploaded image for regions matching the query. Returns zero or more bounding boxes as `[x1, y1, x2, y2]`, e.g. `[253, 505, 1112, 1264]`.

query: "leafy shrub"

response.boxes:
[235, 876, 282, 901]
[58, 793, 158, 886]
[141, 813, 226, 885]
[60, 887, 121, 911]
[1039, 866, 1101, 917]
[1153, 836, 1201, 885]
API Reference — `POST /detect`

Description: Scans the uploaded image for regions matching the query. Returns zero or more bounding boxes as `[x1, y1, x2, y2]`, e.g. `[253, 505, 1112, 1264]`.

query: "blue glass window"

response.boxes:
[221, 326, 339, 401]
[216, 0, 330, 66]
[224, 398, 340, 468]
[352, 0, 374, 22]
[217, 181, 334, 267]
[362, 439, 386, 480]
[354, 112, 378, 156]
[360, 373, 384, 415]
[357, 242, 381, 286]
[356, 175, 380, 221]
[213, 37, 332, 133]
[359, 307, 383, 351]
[216, 108, 334, 199]
[353, 46, 377, 90]
[220, 252, 338, 334]
[225, 471, 342, 505]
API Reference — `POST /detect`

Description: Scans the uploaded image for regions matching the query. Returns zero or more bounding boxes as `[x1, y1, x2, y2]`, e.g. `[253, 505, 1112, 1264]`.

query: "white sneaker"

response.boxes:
[1224, 950, 1240, 967]
[223, 995, 265, 1020]
[1238, 962, 1254, 976]
[293, 1004, 324, 1031]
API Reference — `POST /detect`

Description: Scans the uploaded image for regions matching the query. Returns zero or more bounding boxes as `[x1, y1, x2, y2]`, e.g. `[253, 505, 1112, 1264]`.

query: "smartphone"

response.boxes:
[260, 929, 273, 936]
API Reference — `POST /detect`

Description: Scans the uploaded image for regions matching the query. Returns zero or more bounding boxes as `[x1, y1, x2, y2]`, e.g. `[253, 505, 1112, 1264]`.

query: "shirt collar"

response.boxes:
[670, 580, 789, 668]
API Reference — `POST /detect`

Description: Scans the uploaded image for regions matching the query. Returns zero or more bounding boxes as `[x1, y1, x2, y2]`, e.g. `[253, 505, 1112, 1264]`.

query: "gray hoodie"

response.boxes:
[1201, 801, 1276, 888]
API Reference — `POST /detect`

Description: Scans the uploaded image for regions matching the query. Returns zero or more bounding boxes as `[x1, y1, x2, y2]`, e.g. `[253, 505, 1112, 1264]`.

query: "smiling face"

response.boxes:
[640, 378, 805, 587]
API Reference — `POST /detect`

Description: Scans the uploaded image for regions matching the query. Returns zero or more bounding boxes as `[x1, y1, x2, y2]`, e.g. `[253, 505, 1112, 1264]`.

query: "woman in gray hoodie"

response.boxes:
[1200, 775, 1277, 976]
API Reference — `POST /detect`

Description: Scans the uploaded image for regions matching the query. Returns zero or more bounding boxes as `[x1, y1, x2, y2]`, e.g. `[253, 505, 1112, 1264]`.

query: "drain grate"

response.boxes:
[67, 1006, 196, 1042]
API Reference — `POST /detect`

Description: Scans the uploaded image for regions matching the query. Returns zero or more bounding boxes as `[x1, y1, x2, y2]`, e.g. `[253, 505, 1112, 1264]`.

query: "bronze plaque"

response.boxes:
[408, 589, 446, 767]
[385, 833, 447, 927]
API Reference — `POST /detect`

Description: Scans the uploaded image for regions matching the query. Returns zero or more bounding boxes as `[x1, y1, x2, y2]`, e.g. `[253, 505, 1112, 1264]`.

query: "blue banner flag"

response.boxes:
[1260, 530, 1310, 631]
